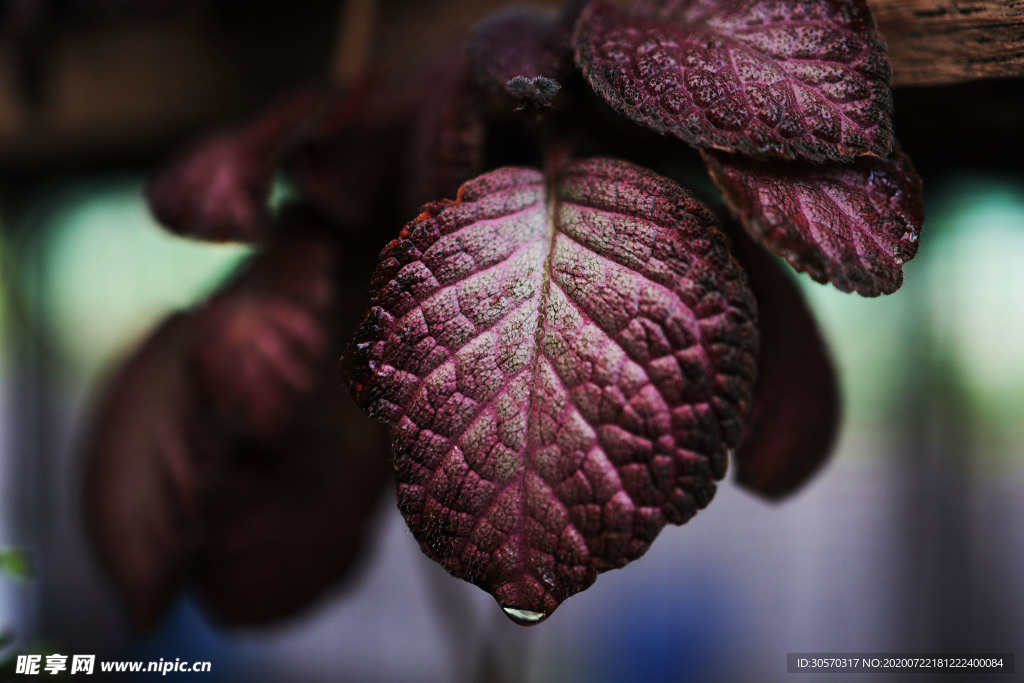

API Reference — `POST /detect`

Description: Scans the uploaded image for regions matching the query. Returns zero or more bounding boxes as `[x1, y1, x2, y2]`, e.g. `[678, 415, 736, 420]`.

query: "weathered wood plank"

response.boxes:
[2, 0, 1022, 166]
[869, 0, 1024, 86]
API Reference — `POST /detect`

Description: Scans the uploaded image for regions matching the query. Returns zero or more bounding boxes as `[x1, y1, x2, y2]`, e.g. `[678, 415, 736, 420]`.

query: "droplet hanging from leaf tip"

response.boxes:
[501, 606, 548, 626]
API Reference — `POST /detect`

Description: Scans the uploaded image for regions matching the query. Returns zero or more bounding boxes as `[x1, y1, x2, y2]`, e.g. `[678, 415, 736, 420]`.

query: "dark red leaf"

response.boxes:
[188, 212, 393, 624]
[146, 87, 330, 243]
[84, 314, 207, 627]
[468, 7, 570, 112]
[703, 147, 923, 296]
[286, 77, 413, 229]
[403, 50, 485, 213]
[344, 158, 758, 623]
[288, 50, 484, 228]
[574, 0, 893, 162]
[197, 363, 391, 626]
[189, 220, 338, 441]
[726, 225, 839, 499]
[85, 212, 392, 628]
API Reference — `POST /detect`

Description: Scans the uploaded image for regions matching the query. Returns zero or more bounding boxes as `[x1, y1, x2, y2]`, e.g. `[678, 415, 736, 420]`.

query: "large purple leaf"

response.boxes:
[574, 0, 893, 162]
[726, 225, 839, 499]
[344, 158, 758, 623]
[703, 147, 923, 296]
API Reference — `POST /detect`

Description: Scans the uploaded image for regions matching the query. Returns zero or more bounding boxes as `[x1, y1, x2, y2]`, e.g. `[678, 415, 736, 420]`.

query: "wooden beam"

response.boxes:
[1, 0, 1022, 167]
[869, 0, 1024, 86]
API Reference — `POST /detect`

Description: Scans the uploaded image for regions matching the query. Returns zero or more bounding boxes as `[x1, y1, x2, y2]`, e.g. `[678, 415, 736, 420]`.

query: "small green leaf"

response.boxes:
[0, 549, 32, 581]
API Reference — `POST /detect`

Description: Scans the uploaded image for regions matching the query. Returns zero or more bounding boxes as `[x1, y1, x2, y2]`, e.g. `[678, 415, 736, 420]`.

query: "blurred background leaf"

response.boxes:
[0, 548, 30, 581]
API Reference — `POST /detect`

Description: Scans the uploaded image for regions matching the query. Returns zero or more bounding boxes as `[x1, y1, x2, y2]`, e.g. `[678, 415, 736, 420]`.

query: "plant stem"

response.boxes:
[332, 0, 377, 86]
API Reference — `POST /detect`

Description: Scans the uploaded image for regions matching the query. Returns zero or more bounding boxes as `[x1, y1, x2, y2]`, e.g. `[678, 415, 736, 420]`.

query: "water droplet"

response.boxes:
[501, 606, 548, 626]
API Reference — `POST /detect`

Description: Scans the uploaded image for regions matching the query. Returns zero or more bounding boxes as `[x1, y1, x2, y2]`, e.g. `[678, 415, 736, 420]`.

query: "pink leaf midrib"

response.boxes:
[412, 186, 713, 602]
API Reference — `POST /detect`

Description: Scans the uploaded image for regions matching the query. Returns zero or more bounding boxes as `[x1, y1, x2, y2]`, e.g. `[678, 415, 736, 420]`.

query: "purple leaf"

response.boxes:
[468, 6, 571, 112]
[84, 314, 207, 627]
[288, 50, 484, 227]
[344, 158, 758, 623]
[703, 147, 924, 296]
[197, 367, 392, 626]
[403, 50, 485, 213]
[189, 219, 338, 441]
[146, 87, 330, 243]
[85, 213, 392, 628]
[286, 78, 410, 229]
[726, 225, 839, 499]
[187, 212, 393, 624]
[574, 0, 893, 162]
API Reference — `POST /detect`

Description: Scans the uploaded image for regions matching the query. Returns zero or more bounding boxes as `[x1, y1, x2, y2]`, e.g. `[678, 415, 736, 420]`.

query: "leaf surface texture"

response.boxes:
[575, 0, 892, 162]
[346, 158, 758, 619]
[704, 147, 923, 295]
